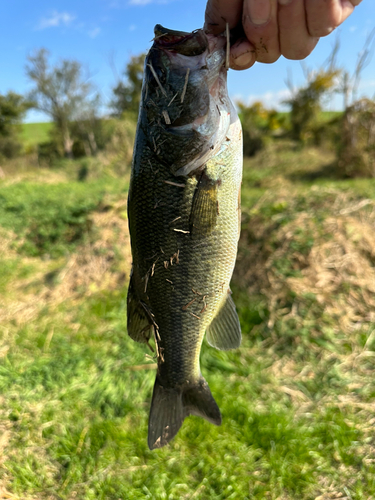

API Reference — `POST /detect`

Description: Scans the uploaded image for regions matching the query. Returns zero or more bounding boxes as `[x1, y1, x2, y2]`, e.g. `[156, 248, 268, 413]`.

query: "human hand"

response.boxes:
[204, 0, 362, 70]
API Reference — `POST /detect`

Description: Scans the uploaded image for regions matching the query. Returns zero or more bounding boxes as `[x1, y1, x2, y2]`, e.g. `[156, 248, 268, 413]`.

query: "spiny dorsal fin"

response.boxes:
[189, 172, 219, 238]
[206, 292, 242, 350]
[127, 273, 153, 344]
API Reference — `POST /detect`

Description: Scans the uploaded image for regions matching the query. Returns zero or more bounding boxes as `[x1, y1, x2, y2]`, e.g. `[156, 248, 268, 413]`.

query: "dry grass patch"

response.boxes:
[237, 188, 375, 339]
[0, 199, 132, 327]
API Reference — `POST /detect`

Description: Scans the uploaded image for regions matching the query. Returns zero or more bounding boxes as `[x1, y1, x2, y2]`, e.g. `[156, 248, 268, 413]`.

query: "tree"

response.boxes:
[285, 68, 340, 143]
[0, 92, 31, 158]
[26, 49, 100, 158]
[110, 53, 145, 116]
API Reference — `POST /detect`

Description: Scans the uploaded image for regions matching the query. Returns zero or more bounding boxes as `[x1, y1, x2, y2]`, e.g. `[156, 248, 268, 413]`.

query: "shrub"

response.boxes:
[337, 98, 375, 178]
[238, 102, 285, 157]
[104, 117, 136, 170]
[0, 137, 22, 159]
[284, 70, 339, 144]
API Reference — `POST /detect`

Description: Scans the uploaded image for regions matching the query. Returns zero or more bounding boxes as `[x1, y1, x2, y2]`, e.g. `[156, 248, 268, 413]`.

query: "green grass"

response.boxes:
[1, 143, 375, 499]
[20, 122, 53, 147]
[20, 122, 53, 146]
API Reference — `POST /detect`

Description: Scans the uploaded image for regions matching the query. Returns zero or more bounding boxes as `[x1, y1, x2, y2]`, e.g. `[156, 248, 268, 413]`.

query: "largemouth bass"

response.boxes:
[127, 24, 243, 449]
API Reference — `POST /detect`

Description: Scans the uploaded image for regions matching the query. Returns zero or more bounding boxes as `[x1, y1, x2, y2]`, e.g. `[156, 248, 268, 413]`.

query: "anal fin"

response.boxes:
[206, 292, 242, 350]
[127, 273, 153, 344]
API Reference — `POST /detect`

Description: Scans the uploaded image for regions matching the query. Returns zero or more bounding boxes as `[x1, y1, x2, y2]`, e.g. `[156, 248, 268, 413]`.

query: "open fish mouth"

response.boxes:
[144, 24, 231, 176]
[153, 25, 208, 56]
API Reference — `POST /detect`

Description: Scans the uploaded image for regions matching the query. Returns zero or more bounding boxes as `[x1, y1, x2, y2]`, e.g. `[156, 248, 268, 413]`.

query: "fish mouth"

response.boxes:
[153, 25, 208, 56]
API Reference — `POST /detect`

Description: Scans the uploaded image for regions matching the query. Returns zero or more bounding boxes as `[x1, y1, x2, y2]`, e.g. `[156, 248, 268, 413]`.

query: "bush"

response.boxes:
[0, 91, 31, 159]
[104, 117, 136, 171]
[37, 140, 63, 166]
[337, 99, 375, 178]
[238, 102, 285, 157]
[285, 70, 339, 144]
[0, 136, 22, 159]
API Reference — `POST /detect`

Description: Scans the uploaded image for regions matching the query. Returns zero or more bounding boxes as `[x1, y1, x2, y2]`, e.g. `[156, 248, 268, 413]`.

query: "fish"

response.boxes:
[127, 24, 243, 450]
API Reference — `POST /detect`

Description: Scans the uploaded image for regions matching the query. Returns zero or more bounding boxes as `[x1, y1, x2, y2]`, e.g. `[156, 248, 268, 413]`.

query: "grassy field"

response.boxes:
[1, 140, 375, 499]
[20, 122, 53, 147]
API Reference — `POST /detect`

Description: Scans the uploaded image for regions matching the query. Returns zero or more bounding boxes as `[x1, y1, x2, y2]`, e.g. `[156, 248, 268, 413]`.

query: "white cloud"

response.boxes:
[129, 0, 153, 4]
[231, 88, 293, 110]
[37, 11, 76, 30]
[88, 27, 101, 38]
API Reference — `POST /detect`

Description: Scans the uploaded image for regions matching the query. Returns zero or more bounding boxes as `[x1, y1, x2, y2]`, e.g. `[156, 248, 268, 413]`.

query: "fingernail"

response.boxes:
[248, 0, 271, 26]
[233, 51, 254, 67]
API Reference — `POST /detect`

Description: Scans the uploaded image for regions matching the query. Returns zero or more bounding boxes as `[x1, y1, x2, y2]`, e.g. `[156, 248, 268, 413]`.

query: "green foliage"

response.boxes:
[0, 182, 105, 257]
[285, 69, 340, 144]
[70, 117, 113, 157]
[26, 48, 101, 158]
[111, 53, 145, 116]
[238, 101, 287, 157]
[337, 98, 375, 178]
[0, 91, 32, 158]
[37, 138, 64, 166]
[104, 116, 137, 171]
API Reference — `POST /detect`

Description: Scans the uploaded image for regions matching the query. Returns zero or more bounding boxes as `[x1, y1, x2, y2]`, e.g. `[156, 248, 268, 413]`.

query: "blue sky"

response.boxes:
[0, 0, 374, 122]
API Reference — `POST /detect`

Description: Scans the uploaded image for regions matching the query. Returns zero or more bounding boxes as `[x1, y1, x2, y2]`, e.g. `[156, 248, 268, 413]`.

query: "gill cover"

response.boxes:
[142, 25, 230, 176]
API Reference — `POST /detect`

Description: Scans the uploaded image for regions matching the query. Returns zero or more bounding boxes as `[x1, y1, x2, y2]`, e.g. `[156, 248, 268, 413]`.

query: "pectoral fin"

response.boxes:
[127, 273, 153, 344]
[206, 292, 242, 350]
[189, 173, 219, 238]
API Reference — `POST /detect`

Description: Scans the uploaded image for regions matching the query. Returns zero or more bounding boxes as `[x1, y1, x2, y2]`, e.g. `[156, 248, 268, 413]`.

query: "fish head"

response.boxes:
[142, 25, 236, 176]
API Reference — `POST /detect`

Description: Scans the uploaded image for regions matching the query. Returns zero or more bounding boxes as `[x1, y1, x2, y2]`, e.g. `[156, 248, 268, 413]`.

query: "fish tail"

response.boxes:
[148, 375, 222, 450]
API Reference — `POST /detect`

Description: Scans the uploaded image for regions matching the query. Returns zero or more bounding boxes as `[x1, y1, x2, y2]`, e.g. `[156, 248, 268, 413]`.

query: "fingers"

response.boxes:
[230, 39, 256, 70]
[278, 0, 319, 60]
[205, 0, 257, 70]
[205, 0, 361, 71]
[306, 0, 362, 37]
[242, 0, 281, 63]
[204, 0, 243, 34]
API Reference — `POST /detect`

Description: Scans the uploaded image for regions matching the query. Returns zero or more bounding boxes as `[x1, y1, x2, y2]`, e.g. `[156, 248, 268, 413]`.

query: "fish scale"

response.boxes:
[127, 24, 243, 449]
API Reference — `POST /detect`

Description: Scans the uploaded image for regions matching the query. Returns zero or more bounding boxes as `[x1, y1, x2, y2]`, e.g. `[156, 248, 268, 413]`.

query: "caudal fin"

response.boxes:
[148, 376, 222, 450]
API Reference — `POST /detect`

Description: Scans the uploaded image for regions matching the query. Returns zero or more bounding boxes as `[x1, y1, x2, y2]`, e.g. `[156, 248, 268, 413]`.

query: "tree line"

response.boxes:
[0, 49, 145, 162]
[1, 40, 374, 178]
